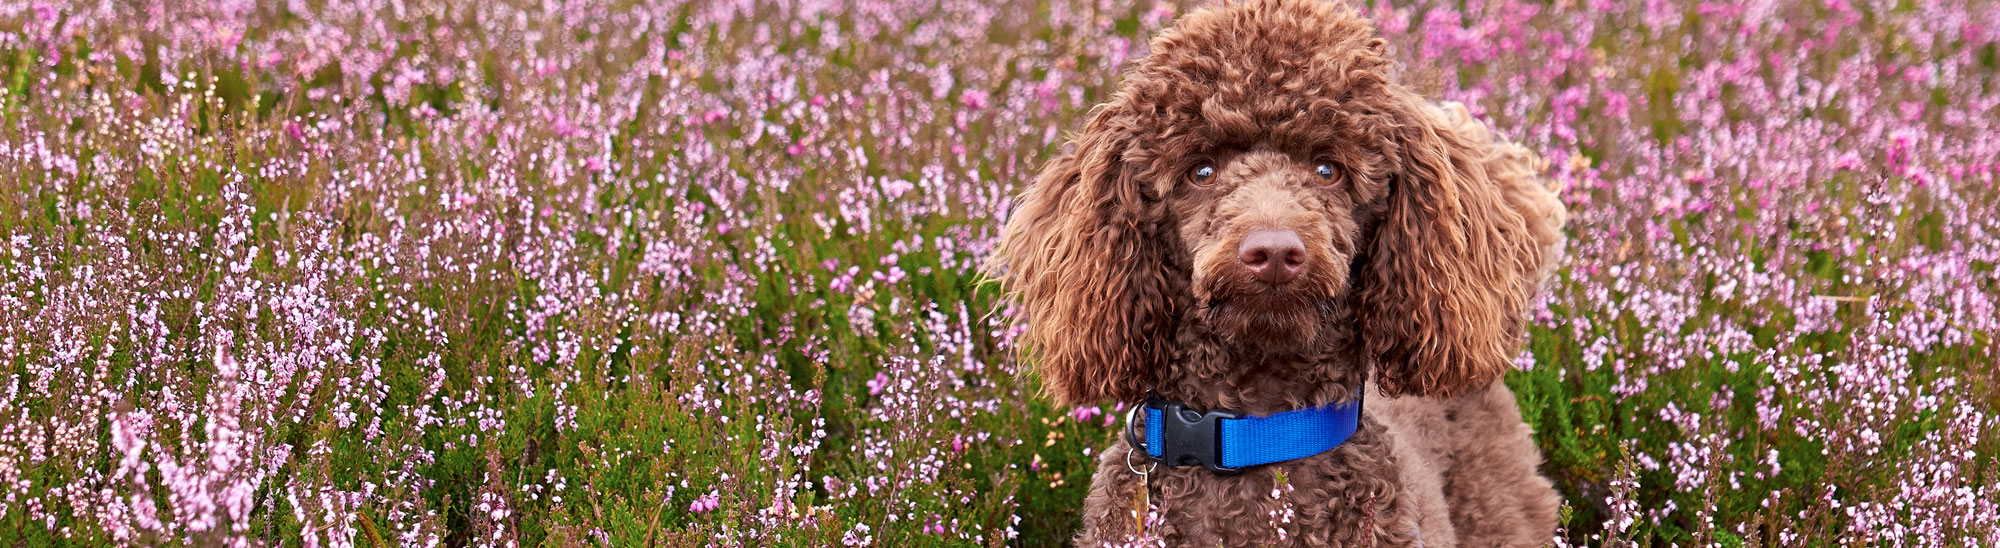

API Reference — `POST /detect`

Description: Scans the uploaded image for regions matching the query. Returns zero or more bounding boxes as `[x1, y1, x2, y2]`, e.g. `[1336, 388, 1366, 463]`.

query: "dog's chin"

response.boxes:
[1204, 290, 1331, 346]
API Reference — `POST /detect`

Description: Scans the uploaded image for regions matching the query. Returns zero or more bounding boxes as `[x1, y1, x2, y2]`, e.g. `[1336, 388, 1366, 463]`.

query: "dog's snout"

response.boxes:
[1238, 229, 1307, 285]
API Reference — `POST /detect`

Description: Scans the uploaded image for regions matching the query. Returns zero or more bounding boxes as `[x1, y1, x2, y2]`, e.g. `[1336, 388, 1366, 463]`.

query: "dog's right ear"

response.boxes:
[990, 107, 1173, 406]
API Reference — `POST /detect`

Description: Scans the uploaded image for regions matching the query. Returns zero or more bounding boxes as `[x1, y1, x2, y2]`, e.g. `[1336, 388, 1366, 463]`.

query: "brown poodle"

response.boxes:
[990, 0, 1567, 546]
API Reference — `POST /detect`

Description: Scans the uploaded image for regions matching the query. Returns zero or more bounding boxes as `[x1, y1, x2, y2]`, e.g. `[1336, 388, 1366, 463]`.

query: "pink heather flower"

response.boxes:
[925, 514, 946, 534]
[1602, 90, 1631, 119]
[960, 90, 989, 111]
[689, 491, 721, 514]
[841, 523, 872, 546]
[1071, 405, 1102, 424]
[882, 178, 914, 200]
[866, 371, 890, 396]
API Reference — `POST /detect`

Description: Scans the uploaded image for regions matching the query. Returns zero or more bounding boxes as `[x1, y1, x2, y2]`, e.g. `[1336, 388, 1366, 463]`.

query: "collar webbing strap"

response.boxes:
[1136, 389, 1363, 472]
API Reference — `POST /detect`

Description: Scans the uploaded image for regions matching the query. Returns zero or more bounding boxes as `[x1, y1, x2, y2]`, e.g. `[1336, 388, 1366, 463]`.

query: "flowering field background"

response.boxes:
[1, 0, 1996, 545]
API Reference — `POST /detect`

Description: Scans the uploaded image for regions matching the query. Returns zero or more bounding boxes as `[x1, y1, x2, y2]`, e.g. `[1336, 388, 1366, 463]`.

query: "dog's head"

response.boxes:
[993, 0, 1550, 405]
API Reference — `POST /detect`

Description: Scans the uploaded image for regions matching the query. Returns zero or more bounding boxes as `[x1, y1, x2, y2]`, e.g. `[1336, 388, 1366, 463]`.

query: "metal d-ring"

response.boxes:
[1125, 446, 1157, 476]
[1122, 403, 1149, 450]
[1123, 402, 1157, 476]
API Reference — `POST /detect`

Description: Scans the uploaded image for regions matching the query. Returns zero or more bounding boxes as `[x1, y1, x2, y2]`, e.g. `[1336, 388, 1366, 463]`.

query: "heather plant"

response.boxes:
[0, 0, 1993, 546]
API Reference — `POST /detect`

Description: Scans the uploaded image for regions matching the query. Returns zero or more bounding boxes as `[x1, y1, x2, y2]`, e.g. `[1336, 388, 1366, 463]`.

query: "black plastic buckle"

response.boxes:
[1125, 397, 1243, 474]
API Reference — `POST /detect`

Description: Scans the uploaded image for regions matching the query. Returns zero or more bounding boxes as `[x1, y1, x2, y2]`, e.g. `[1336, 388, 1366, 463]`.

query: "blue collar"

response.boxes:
[1125, 388, 1364, 473]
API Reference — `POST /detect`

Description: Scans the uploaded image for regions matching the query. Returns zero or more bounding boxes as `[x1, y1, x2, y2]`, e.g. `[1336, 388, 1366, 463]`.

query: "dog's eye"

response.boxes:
[1189, 163, 1217, 186]
[1314, 163, 1338, 182]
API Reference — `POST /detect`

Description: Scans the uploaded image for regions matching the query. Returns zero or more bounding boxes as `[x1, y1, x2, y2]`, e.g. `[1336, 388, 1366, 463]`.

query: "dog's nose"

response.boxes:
[1238, 229, 1307, 285]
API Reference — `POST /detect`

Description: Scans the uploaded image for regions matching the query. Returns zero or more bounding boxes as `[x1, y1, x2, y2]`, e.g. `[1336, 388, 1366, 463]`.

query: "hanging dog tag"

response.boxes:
[1126, 447, 1156, 534]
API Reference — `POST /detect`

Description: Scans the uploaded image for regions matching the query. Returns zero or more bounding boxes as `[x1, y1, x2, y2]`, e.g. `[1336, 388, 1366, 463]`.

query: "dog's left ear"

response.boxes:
[1359, 96, 1562, 398]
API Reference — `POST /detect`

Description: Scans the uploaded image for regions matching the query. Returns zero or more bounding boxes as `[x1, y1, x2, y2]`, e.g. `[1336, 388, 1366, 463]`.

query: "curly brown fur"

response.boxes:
[989, 0, 1566, 546]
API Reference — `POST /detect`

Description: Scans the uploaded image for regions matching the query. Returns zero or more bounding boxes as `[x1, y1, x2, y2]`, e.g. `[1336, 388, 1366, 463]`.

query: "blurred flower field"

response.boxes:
[0, 0, 1996, 545]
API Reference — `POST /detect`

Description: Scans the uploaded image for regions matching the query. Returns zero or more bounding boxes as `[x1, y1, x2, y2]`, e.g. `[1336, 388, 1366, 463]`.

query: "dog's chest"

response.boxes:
[1095, 426, 1422, 547]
